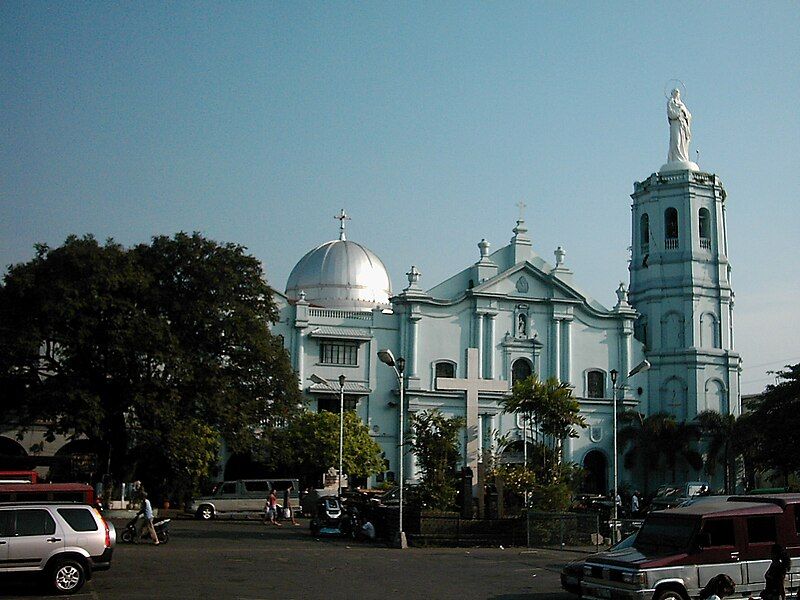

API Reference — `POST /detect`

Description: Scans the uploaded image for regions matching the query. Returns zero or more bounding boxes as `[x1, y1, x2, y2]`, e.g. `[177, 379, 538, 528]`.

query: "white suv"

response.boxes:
[0, 502, 116, 594]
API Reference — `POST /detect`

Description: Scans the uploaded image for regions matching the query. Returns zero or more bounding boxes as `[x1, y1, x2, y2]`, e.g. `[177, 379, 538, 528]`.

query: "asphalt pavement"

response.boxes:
[0, 518, 581, 600]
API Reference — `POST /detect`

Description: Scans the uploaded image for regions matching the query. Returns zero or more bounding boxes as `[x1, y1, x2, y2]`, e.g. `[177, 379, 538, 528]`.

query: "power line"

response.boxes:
[744, 356, 800, 370]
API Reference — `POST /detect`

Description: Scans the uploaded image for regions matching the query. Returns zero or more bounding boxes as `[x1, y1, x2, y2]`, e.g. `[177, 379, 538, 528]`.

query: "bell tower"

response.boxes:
[629, 168, 741, 420]
[628, 88, 740, 421]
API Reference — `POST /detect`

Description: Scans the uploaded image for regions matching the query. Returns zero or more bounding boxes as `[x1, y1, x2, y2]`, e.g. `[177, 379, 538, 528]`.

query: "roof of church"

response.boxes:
[422, 222, 611, 314]
[285, 213, 392, 312]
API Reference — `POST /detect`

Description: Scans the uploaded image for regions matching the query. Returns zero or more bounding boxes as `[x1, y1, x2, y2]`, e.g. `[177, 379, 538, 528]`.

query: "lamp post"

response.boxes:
[309, 373, 347, 497]
[610, 360, 651, 543]
[377, 348, 407, 549]
[609, 368, 620, 543]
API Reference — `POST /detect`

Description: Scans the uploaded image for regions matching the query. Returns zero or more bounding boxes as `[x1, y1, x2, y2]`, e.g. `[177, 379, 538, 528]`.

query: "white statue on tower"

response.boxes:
[667, 88, 692, 163]
[661, 84, 699, 172]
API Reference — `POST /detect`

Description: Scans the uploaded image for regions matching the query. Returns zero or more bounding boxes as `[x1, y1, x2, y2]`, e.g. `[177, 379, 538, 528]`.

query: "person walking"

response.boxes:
[759, 544, 791, 600]
[136, 493, 160, 545]
[266, 490, 281, 527]
[631, 491, 640, 516]
[283, 486, 299, 526]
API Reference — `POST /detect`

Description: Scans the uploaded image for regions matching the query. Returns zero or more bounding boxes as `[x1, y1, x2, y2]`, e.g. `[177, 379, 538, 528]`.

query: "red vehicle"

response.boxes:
[0, 482, 94, 504]
[578, 494, 800, 600]
[0, 470, 38, 484]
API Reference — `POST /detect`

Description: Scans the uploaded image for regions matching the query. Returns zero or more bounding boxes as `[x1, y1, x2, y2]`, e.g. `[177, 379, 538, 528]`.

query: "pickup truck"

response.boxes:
[579, 494, 800, 600]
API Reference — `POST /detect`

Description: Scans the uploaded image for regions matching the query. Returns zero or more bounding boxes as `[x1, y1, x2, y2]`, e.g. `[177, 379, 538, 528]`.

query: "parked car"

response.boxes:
[0, 502, 115, 594]
[648, 481, 710, 512]
[189, 478, 300, 520]
[561, 531, 638, 596]
[579, 494, 800, 600]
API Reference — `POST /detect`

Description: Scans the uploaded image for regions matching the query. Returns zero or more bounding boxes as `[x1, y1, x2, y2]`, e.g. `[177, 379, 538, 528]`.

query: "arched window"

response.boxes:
[586, 370, 606, 399]
[700, 313, 719, 349]
[704, 379, 728, 414]
[435, 361, 455, 379]
[511, 358, 532, 385]
[640, 213, 650, 254]
[665, 207, 679, 249]
[698, 208, 711, 250]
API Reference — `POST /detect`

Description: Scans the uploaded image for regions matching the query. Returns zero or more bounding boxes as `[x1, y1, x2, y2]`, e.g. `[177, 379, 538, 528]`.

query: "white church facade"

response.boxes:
[271, 148, 742, 493]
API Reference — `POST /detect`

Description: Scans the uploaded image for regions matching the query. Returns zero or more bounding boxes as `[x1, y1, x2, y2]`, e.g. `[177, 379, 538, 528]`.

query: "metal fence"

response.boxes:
[405, 511, 643, 549]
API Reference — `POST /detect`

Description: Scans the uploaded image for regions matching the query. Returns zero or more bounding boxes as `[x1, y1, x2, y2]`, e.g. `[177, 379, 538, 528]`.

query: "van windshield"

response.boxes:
[634, 516, 697, 554]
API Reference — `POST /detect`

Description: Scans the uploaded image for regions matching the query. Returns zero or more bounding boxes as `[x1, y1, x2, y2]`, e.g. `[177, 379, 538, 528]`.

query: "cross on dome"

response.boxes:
[334, 208, 351, 241]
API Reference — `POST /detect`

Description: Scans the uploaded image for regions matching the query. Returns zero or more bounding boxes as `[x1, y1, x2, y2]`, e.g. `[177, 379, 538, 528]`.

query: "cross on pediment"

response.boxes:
[516, 201, 527, 222]
[436, 348, 508, 491]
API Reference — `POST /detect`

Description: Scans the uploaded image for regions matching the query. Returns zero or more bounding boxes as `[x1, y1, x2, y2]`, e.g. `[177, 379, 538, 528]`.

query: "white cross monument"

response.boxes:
[436, 348, 508, 493]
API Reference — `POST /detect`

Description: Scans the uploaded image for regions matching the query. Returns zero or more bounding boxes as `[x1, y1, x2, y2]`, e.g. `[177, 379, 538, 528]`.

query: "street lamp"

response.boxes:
[610, 360, 651, 543]
[377, 348, 407, 549]
[309, 373, 347, 497]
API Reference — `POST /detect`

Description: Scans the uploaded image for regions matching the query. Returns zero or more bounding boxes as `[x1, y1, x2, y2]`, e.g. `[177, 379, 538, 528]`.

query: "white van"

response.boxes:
[189, 479, 300, 520]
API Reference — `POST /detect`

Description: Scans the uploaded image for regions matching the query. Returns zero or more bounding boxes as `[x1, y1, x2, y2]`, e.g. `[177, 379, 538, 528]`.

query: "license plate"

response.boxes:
[587, 587, 611, 599]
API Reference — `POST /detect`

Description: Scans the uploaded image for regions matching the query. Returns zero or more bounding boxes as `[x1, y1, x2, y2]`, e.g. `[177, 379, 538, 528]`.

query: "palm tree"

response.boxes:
[696, 410, 735, 493]
[500, 375, 586, 477]
[618, 411, 703, 494]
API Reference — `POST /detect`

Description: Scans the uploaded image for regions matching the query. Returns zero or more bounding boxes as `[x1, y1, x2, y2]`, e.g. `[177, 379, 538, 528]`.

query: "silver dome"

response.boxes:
[285, 238, 392, 311]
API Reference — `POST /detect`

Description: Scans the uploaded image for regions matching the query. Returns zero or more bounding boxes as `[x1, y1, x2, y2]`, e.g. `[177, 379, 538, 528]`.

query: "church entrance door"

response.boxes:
[582, 450, 607, 494]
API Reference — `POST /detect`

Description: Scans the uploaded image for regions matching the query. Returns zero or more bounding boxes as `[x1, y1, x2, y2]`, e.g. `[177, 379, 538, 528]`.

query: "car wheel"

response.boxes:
[197, 505, 214, 520]
[654, 588, 688, 600]
[50, 559, 86, 594]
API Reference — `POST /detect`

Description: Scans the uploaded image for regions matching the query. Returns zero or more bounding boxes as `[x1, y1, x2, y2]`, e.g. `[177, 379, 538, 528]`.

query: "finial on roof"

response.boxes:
[554, 246, 566, 267]
[334, 208, 351, 241]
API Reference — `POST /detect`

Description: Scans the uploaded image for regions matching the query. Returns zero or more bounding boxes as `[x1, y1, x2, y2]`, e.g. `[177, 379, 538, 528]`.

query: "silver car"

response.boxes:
[0, 502, 116, 594]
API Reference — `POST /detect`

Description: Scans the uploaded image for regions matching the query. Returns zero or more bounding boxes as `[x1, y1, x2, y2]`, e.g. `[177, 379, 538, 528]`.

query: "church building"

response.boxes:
[270, 101, 742, 494]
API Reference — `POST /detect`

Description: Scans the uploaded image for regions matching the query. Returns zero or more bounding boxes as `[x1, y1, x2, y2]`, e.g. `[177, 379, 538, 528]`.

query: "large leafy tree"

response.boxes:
[267, 410, 385, 488]
[750, 364, 800, 485]
[618, 411, 703, 493]
[407, 409, 465, 510]
[0, 233, 300, 497]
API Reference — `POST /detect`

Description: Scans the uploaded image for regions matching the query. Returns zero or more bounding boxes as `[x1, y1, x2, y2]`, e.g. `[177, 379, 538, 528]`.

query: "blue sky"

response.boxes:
[2, 2, 798, 394]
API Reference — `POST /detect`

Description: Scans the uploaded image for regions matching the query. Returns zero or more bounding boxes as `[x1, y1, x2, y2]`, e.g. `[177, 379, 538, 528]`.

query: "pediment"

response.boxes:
[473, 262, 583, 302]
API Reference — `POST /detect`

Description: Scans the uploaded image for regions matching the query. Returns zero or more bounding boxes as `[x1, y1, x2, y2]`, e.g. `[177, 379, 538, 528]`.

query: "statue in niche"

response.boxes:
[667, 88, 692, 163]
[517, 313, 527, 338]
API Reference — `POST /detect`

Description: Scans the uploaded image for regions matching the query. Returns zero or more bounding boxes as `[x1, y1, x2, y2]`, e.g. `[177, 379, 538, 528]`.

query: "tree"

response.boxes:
[751, 364, 800, 485]
[500, 375, 586, 477]
[0, 233, 301, 499]
[618, 412, 703, 493]
[407, 409, 465, 510]
[266, 410, 385, 488]
[696, 410, 757, 494]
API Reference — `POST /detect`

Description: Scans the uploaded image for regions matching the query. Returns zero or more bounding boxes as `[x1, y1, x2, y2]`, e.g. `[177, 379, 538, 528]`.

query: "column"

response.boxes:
[561, 318, 572, 384]
[408, 315, 420, 377]
[484, 314, 496, 379]
[487, 414, 497, 456]
[476, 312, 484, 378]
[295, 328, 306, 389]
[621, 329, 631, 387]
[551, 318, 561, 379]
[477, 414, 484, 462]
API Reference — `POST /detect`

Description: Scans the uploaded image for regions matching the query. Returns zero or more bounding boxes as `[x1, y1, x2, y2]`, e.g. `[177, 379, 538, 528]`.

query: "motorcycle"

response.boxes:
[120, 514, 171, 544]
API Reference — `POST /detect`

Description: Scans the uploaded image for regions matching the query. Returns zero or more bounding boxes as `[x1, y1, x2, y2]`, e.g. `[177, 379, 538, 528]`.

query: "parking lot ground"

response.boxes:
[0, 519, 580, 600]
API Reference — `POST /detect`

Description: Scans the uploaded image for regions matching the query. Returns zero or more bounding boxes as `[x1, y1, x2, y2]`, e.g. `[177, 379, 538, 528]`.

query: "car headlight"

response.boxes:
[621, 571, 645, 585]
